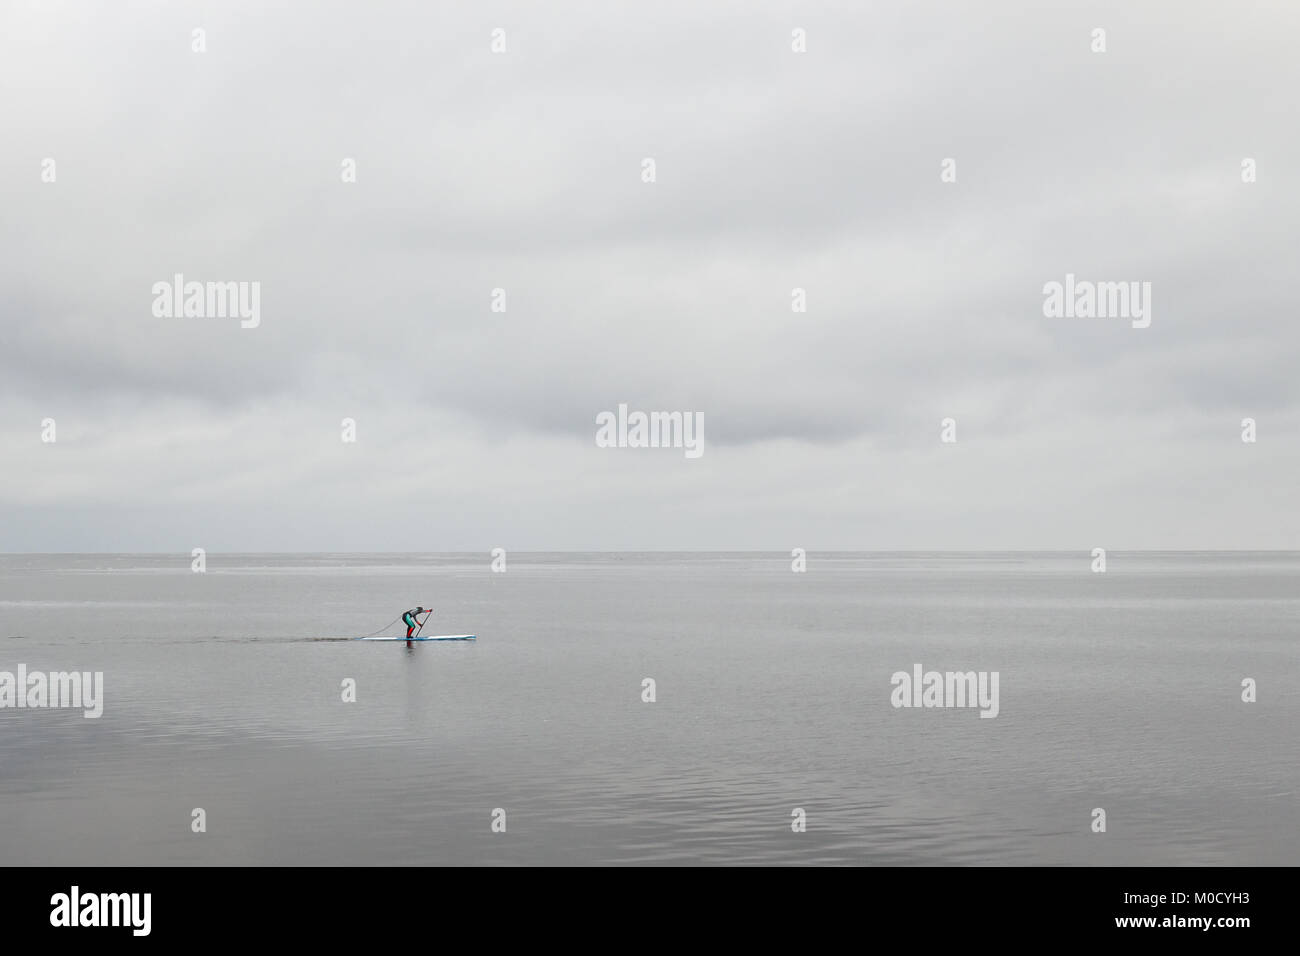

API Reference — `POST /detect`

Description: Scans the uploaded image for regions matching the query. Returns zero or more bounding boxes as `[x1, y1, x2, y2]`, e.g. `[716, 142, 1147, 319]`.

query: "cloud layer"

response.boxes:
[2, 1, 1298, 550]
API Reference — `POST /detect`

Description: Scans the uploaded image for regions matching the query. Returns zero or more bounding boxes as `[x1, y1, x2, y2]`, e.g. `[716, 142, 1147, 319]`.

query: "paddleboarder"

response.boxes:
[403, 606, 431, 641]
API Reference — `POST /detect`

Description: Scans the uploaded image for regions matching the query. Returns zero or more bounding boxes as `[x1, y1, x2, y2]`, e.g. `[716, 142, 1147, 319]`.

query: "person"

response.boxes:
[402, 606, 431, 639]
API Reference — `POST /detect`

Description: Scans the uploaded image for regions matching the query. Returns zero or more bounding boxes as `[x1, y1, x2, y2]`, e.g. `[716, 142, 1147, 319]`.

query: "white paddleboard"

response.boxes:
[355, 634, 476, 642]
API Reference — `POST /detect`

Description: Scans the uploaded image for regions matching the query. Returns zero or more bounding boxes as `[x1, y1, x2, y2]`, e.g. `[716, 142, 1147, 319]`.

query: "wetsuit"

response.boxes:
[402, 607, 428, 639]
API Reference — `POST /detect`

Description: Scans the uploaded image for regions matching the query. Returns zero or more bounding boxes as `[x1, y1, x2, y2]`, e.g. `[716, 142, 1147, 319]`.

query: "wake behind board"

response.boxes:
[355, 634, 476, 642]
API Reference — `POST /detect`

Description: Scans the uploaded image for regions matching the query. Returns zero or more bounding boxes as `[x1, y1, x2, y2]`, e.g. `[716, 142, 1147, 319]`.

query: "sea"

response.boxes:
[0, 552, 1295, 865]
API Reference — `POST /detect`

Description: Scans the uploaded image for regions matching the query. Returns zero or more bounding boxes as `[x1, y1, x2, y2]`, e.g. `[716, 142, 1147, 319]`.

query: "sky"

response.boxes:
[2, 0, 1298, 551]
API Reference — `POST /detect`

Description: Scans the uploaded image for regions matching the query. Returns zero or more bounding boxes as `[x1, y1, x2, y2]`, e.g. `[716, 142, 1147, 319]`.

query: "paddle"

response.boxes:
[413, 606, 433, 639]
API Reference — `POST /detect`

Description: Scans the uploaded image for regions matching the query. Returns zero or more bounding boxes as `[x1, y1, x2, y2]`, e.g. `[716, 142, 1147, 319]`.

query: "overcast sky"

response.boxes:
[2, 1, 1298, 551]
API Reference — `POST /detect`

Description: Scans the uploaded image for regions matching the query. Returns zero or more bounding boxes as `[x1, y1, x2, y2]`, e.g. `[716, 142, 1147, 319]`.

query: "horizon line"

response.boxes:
[3, 549, 1299, 556]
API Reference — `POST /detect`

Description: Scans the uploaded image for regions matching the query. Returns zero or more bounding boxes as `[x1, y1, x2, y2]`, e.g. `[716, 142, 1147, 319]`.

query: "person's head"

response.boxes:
[415, 606, 425, 613]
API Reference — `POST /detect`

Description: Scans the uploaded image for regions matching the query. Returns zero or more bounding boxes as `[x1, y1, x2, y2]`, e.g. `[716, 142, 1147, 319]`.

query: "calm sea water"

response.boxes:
[0, 552, 1295, 866]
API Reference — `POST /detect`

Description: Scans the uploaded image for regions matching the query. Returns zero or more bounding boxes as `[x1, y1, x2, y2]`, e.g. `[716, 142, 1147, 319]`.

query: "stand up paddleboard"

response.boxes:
[355, 634, 476, 642]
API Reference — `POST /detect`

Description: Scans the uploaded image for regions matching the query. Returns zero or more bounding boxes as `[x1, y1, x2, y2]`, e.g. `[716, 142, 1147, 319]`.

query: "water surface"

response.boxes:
[1, 552, 1295, 865]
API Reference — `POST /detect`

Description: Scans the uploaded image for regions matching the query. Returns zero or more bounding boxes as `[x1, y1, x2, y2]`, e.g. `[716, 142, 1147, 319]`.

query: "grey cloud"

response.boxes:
[2, 1, 1298, 549]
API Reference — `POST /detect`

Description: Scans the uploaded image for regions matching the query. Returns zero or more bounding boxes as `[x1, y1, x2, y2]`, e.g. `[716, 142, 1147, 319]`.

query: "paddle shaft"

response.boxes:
[413, 608, 433, 638]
